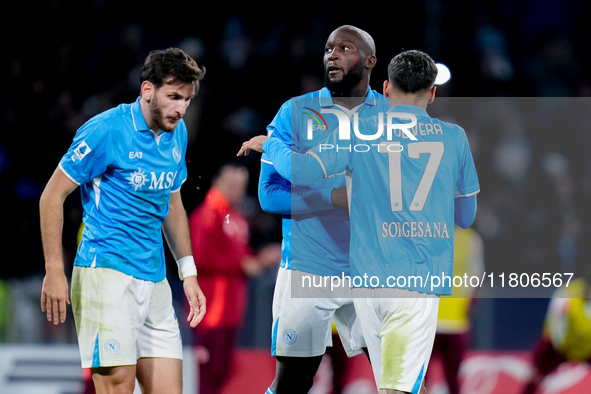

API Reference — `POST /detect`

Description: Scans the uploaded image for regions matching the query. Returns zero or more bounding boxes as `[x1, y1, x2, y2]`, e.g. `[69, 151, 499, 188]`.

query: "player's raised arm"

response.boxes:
[238, 136, 327, 186]
[237, 135, 269, 156]
[258, 162, 336, 214]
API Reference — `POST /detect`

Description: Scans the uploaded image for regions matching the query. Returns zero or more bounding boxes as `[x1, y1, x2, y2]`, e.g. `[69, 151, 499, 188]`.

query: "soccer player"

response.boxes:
[39, 48, 207, 394]
[238, 50, 480, 394]
[256, 25, 386, 394]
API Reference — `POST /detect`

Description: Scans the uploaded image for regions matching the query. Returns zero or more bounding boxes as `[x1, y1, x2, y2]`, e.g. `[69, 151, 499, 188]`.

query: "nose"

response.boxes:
[176, 100, 189, 117]
[327, 48, 338, 60]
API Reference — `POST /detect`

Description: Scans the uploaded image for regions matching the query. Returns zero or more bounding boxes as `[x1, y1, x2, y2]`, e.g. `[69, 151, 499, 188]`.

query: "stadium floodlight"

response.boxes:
[435, 63, 451, 85]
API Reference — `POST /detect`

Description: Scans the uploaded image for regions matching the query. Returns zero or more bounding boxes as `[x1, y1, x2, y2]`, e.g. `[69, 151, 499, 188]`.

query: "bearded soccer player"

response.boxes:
[256, 25, 387, 394]
[40, 48, 206, 394]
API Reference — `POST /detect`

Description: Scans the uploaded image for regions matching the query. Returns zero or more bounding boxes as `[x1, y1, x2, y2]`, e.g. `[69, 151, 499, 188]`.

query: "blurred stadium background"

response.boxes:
[2, 1, 591, 393]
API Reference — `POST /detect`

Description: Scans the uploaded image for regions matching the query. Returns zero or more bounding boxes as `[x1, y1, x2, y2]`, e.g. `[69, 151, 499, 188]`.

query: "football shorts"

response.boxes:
[71, 266, 183, 368]
[271, 267, 365, 357]
[353, 289, 439, 393]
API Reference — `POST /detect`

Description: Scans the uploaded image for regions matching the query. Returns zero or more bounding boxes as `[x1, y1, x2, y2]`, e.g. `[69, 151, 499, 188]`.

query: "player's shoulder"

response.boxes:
[80, 102, 132, 136]
[369, 89, 385, 98]
[290, 88, 330, 107]
[430, 115, 468, 143]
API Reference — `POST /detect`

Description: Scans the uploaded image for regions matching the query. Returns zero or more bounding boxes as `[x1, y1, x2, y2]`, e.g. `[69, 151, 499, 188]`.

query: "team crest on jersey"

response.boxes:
[127, 168, 148, 191]
[172, 147, 181, 163]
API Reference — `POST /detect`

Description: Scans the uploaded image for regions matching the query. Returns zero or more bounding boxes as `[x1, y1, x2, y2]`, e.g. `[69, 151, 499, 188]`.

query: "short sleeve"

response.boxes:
[455, 127, 480, 198]
[59, 118, 113, 185]
[262, 100, 294, 164]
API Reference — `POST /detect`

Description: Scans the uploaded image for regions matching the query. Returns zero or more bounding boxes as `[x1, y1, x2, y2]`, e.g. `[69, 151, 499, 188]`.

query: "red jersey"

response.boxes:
[189, 188, 252, 329]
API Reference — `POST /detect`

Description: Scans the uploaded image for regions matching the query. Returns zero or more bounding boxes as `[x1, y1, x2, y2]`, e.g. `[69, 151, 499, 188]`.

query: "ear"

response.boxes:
[140, 81, 155, 101]
[365, 55, 377, 70]
[428, 85, 436, 104]
[383, 80, 390, 98]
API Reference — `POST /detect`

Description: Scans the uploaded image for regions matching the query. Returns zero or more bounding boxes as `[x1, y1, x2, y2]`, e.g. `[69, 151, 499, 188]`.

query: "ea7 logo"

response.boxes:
[129, 152, 143, 159]
[149, 171, 177, 190]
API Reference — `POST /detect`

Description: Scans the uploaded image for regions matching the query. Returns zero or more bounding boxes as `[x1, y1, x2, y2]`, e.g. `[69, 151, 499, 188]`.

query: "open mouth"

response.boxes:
[327, 65, 342, 77]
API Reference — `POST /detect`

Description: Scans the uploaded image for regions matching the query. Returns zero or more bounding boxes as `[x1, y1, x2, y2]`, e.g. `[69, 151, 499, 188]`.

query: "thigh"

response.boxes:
[91, 365, 136, 394]
[353, 297, 384, 385]
[137, 278, 183, 360]
[333, 301, 367, 357]
[271, 268, 339, 357]
[72, 267, 141, 368]
[379, 293, 439, 393]
[136, 357, 183, 394]
[355, 291, 440, 393]
[273, 354, 324, 394]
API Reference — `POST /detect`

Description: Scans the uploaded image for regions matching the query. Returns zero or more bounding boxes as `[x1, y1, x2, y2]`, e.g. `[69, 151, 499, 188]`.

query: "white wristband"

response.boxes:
[176, 256, 197, 280]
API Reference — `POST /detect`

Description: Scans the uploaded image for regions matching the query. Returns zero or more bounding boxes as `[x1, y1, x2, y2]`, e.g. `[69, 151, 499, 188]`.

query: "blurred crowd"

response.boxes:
[2, 0, 591, 349]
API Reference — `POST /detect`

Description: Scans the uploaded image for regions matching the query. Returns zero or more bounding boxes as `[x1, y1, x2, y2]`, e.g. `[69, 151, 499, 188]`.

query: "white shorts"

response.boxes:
[271, 267, 365, 357]
[353, 289, 439, 393]
[71, 267, 183, 368]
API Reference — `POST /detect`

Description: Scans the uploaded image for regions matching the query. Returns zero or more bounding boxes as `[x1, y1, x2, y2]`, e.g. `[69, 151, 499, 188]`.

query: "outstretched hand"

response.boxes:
[237, 135, 269, 157]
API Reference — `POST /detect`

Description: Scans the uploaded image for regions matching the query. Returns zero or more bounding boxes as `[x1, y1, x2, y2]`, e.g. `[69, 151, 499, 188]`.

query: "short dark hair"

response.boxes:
[387, 50, 437, 94]
[140, 47, 205, 88]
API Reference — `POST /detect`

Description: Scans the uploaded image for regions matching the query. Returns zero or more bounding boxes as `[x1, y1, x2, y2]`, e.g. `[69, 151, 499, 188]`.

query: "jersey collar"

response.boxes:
[131, 97, 151, 132]
[318, 87, 379, 108]
[389, 104, 429, 117]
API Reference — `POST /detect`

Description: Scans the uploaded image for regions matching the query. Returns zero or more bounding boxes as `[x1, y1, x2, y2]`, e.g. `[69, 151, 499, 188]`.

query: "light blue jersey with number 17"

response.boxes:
[262, 102, 479, 295]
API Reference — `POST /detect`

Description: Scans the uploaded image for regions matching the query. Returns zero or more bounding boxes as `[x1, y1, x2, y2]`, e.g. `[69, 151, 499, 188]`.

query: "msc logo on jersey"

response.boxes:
[127, 169, 148, 191]
[282, 329, 297, 345]
[127, 169, 178, 191]
[149, 171, 178, 190]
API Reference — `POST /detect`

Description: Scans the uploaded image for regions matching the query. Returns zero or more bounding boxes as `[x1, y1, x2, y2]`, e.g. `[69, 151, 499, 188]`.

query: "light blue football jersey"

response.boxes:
[261, 87, 387, 277]
[263, 102, 479, 294]
[59, 97, 188, 282]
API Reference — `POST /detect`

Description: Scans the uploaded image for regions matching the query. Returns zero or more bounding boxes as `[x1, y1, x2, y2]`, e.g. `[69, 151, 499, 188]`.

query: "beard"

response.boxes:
[149, 95, 180, 132]
[324, 62, 364, 96]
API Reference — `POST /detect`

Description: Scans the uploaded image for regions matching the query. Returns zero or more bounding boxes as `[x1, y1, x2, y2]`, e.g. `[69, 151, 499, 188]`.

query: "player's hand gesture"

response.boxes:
[183, 276, 206, 328]
[41, 269, 70, 325]
[237, 135, 269, 156]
